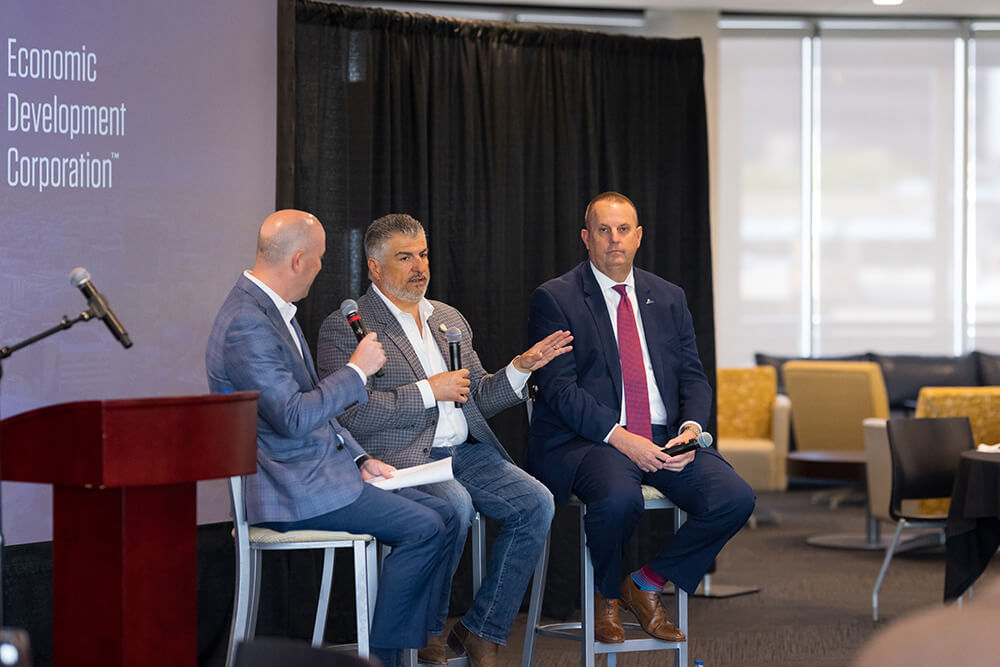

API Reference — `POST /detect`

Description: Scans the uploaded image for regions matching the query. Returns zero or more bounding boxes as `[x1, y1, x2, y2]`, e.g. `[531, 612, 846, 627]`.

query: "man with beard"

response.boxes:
[316, 214, 572, 667]
[206, 209, 460, 667]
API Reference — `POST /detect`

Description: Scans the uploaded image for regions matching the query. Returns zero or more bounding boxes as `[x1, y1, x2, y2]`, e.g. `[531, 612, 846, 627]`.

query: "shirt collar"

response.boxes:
[371, 283, 435, 324]
[244, 270, 297, 325]
[589, 261, 635, 294]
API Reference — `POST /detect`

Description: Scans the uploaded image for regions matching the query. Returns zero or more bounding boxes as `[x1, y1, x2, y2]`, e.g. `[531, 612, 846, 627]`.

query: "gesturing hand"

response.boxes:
[514, 330, 574, 373]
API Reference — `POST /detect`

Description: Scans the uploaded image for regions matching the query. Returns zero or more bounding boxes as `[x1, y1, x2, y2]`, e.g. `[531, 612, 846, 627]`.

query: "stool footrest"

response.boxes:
[533, 623, 684, 652]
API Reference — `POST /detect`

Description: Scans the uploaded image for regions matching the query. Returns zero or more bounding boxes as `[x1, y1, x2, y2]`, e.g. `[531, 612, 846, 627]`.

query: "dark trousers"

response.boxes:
[572, 426, 755, 598]
[259, 485, 459, 650]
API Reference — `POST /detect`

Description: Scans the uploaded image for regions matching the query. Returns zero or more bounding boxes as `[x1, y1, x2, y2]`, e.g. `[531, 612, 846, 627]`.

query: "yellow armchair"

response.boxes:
[915, 386, 1000, 445]
[717, 366, 791, 491]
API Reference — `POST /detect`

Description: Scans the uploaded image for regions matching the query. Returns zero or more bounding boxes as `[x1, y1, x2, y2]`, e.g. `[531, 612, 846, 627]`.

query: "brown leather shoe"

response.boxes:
[417, 632, 450, 665]
[594, 593, 625, 643]
[447, 623, 499, 667]
[619, 575, 686, 642]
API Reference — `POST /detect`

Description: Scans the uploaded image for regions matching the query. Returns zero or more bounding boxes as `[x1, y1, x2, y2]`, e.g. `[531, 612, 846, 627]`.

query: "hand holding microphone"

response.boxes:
[661, 431, 713, 457]
[340, 299, 384, 377]
[427, 327, 470, 406]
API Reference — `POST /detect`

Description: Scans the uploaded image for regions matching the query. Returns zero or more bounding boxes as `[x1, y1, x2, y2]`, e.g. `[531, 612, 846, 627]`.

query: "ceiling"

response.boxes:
[428, 0, 1000, 17]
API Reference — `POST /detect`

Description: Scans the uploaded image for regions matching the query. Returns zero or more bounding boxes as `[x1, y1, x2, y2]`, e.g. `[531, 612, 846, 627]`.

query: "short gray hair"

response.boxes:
[365, 214, 425, 261]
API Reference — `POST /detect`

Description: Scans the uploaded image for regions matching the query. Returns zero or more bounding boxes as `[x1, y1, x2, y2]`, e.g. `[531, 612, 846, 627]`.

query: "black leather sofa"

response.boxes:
[755, 350, 1000, 415]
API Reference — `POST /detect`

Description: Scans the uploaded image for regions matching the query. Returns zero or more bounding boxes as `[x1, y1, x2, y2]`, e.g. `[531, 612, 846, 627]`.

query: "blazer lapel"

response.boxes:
[579, 263, 623, 408]
[292, 317, 320, 386]
[365, 286, 427, 379]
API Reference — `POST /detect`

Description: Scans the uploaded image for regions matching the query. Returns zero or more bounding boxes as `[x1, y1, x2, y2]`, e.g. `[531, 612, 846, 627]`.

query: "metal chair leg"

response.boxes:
[580, 506, 595, 667]
[520, 532, 550, 667]
[226, 540, 252, 667]
[872, 522, 905, 621]
[471, 512, 485, 597]
[247, 550, 263, 640]
[310, 547, 335, 647]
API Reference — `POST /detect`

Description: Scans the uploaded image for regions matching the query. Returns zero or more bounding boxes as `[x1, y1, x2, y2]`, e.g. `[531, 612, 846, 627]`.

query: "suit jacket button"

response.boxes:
[422, 448, 429, 453]
[337, 444, 344, 450]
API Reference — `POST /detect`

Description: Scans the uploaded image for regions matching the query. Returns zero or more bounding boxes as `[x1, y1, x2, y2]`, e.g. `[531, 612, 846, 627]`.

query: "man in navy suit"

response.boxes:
[527, 192, 754, 644]
[206, 209, 459, 667]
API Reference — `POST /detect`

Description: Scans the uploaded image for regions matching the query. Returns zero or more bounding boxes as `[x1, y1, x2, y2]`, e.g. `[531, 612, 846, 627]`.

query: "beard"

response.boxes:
[382, 273, 429, 303]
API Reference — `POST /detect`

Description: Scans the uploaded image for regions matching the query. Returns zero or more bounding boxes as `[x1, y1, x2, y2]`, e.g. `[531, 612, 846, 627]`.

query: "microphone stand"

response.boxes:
[0, 308, 96, 625]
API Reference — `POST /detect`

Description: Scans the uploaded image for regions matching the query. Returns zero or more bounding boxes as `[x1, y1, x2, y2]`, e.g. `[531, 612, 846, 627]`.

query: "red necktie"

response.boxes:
[613, 284, 652, 441]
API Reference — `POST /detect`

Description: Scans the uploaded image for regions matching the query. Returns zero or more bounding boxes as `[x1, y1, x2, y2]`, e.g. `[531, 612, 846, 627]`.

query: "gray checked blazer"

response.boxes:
[316, 285, 525, 468]
[206, 275, 370, 524]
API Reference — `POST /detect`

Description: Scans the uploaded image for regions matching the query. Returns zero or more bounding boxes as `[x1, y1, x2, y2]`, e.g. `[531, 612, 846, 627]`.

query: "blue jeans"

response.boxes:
[258, 485, 459, 650]
[421, 443, 554, 645]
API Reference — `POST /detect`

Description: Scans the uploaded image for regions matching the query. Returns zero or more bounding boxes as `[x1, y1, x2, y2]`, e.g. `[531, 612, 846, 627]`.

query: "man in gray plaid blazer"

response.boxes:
[317, 214, 572, 667]
[207, 209, 460, 667]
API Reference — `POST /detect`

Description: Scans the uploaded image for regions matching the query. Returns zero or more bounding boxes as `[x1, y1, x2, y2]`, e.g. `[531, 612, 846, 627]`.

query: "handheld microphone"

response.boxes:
[662, 431, 713, 457]
[69, 268, 133, 349]
[445, 327, 462, 408]
[340, 299, 383, 377]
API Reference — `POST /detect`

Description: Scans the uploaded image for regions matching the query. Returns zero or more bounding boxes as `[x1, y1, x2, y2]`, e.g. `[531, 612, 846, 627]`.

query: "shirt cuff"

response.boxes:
[505, 360, 531, 394]
[346, 363, 366, 384]
[417, 379, 436, 408]
[603, 424, 619, 444]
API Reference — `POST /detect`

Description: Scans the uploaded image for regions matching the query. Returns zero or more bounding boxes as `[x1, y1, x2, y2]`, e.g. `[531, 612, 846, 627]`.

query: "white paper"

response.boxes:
[367, 457, 454, 490]
[976, 443, 1000, 453]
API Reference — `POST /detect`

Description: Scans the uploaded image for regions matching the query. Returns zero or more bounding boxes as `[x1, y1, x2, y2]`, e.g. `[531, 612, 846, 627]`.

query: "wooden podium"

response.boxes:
[1, 392, 258, 667]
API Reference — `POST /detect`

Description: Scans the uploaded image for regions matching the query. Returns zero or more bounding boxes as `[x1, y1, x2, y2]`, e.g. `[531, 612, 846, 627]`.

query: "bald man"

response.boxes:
[206, 209, 460, 667]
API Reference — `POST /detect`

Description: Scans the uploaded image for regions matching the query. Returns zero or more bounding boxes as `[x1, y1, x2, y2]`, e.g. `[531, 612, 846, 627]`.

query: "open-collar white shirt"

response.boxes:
[372, 283, 530, 448]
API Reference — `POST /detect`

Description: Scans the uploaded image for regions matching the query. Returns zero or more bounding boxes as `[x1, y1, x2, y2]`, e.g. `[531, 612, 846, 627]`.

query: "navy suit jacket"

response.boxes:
[527, 261, 711, 503]
[206, 275, 370, 524]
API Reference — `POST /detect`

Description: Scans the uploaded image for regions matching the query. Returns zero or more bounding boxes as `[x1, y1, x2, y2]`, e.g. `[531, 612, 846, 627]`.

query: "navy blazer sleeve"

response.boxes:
[529, 284, 622, 444]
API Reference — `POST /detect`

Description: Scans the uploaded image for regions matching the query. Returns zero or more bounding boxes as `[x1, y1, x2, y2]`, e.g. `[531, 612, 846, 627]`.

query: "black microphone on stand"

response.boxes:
[339, 299, 383, 377]
[662, 431, 714, 457]
[69, 268, 132, 348]
[445, 327, 462, 408]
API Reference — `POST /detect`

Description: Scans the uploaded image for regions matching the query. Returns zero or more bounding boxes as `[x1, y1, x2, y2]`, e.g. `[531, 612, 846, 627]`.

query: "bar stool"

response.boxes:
[521, 486, 688, 667]
[226, 475, 379, 667]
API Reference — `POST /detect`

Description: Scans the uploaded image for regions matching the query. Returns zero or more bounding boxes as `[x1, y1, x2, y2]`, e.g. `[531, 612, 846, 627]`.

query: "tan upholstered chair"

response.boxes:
[915, 386, 1000, 446]
[783, 361, 890, 548]
[717, 366, 791, 492]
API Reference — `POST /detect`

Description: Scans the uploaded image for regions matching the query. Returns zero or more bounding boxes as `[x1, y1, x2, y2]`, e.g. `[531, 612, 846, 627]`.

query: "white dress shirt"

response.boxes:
[588, 263, 701, 442]
[372, 284, 531, 448]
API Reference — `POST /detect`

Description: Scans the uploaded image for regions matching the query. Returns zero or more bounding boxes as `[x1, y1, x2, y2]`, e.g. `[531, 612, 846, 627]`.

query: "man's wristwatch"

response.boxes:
[355, 454, 371, 469]
[680, 424, 701, 438]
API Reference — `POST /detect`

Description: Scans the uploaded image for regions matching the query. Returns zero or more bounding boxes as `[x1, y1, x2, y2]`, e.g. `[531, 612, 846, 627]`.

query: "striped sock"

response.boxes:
[631, 565, 667, 592]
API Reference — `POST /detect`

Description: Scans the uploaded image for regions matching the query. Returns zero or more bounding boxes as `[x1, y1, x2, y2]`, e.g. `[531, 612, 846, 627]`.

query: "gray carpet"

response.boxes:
[497, 488, 1000, 667]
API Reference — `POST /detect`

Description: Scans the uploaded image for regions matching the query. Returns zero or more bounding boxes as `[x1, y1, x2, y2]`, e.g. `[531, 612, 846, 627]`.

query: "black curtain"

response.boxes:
[278, 0, 716, 629]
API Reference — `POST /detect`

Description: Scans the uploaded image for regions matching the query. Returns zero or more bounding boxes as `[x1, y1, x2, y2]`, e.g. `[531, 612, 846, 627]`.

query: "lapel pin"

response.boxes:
[439, 323, 448, 333]
[646, 298, 654, 305]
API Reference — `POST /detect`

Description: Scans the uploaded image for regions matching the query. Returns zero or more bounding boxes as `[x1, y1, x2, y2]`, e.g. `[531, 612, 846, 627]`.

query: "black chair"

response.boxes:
[234, 638, 373, 667]
[871, 417, 975, 621]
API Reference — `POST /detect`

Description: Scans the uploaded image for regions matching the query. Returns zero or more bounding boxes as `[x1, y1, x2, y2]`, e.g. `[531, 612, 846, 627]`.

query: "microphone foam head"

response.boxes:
[698, 432, 713, 448]
[339, 299, 359, 317]
[445, 327, 462, 343]
[69, 267, 91, 287]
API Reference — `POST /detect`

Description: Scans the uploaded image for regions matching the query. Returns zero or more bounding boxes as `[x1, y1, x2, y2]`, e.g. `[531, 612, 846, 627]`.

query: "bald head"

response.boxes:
[251, 209, 326, 302]
[256, 209, 322, 266]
